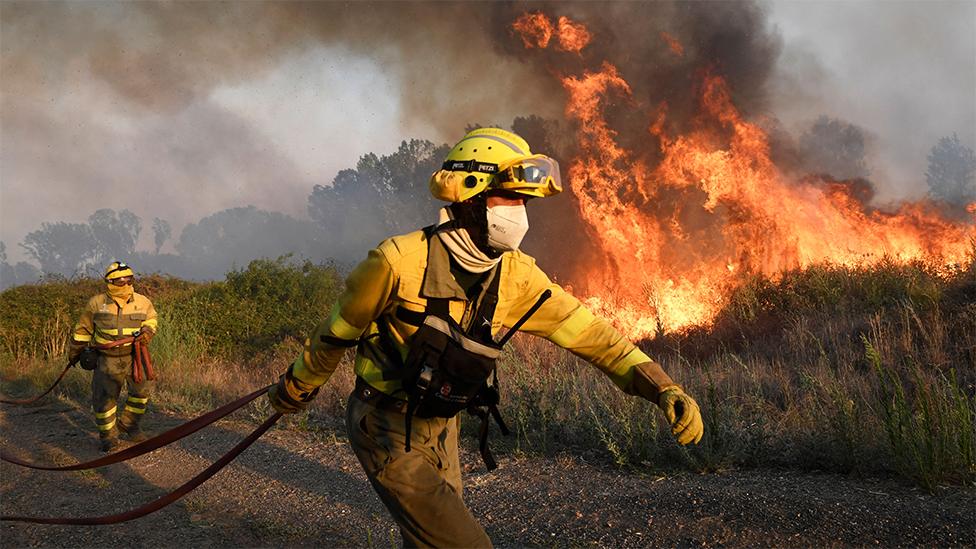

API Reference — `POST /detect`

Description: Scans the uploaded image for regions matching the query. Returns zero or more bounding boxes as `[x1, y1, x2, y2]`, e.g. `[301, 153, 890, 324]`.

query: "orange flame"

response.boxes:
[660, 32, 684, 57]
[556, 16, 591, 53]
[517, 15, 976, 338]
[512, 13, 591, 53]
[512, 13, 552, 49]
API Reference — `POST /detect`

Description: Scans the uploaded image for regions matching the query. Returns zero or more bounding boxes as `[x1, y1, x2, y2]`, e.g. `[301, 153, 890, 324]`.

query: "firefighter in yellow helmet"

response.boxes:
[68, 261, 158, 452]
[268, 128, 703, 547]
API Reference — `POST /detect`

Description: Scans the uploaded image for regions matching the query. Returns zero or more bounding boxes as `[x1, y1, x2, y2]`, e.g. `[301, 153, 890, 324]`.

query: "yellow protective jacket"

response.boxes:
[291, 229, 652, 399]
[72, 292, 158, 356]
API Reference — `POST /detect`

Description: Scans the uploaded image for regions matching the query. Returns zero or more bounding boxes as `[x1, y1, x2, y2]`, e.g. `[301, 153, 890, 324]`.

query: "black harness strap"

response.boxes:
[320, 334, 359, 348]
[395, 306, 426, 327]
[403, 262, 508, 461]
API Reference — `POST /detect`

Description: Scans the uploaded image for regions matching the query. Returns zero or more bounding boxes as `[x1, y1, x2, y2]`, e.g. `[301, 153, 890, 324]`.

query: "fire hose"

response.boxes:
[0, 335, 154, 406]
[1, 385, 278, 524]
[0, 361, 76, 405]
[101, 333, 156, 383]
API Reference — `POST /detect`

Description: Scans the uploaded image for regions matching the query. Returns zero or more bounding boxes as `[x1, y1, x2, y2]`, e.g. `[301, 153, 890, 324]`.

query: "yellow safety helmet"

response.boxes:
[429, 128, 563, 202]
[104, 261, 134, 281]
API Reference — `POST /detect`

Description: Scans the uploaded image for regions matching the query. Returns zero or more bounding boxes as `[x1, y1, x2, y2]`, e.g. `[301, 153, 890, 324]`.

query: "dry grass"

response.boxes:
[2, 259, 973, 490]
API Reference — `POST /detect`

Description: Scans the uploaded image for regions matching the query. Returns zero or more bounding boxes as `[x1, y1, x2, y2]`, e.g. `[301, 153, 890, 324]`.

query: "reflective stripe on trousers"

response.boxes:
[91, 353, 152, 438]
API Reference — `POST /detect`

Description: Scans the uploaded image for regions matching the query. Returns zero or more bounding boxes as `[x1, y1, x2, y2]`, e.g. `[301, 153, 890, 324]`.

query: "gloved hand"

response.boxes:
[658, 386, 704, 445]
[625, 361, 703, 446]
[136, 329, 155, 344]
[67, 340, 87, 364]
[267, 363, 321, 414]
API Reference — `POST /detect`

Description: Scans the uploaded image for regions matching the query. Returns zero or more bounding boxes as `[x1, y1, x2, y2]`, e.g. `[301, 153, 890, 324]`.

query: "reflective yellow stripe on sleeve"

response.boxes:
[142, 319, 158, 331]
[73, 334, 92, 342]
[291, 355, 328, 387]
[609, 347, 653, 378]
[547, 306, 596, 347]
[328, 304, 364, 340]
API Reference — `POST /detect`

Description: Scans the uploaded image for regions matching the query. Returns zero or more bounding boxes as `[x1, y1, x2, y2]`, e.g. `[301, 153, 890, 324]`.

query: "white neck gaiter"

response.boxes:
[436, 207, 500, 273]
[486, 204, 529, 252]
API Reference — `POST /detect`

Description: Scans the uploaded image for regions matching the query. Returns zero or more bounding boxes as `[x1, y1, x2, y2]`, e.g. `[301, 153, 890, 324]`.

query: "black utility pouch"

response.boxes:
[79, 347, 99, 371]
[402, 315, 501, 420]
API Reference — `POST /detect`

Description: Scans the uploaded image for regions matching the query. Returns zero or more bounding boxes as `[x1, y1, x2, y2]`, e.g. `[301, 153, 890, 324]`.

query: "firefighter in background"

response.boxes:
[69, 261, 158, 452]
[268, 128, 703, 547]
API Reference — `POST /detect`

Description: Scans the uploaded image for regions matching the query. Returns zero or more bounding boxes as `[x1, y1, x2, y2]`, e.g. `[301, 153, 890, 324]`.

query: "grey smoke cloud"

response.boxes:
[1, 0, 973, 267]
[0, 2, 560, 262]
[767, 0, 976, 201]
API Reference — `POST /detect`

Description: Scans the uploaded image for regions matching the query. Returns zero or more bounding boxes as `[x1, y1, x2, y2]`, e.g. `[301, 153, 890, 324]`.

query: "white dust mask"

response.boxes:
[486, 204, 529, 252]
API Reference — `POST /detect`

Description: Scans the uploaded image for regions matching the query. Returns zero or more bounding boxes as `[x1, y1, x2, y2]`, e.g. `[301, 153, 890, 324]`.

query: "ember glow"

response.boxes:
[515, 14, 976, 338]
[660, 32, 684, 57]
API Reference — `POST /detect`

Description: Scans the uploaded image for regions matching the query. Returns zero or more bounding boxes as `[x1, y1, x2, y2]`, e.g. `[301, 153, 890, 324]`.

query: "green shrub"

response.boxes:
[0, 257, 342, 363]
[868, 336, 976, 491]
[164, 257, 342, 359]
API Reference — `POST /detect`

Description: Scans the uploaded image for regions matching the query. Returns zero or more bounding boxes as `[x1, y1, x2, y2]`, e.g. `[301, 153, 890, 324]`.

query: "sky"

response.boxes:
[1, 0, 973, 264]
[767, 0, 976, 202]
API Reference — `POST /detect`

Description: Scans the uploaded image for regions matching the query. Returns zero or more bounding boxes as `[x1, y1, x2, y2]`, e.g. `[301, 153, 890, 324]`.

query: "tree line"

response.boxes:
[2, 119, 974, 290]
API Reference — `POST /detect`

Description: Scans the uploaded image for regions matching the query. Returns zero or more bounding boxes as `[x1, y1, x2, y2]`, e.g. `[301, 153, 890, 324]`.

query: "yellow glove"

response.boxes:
[625, 361, 704, 446]
[267, 363, 321, 414]
[658, 386, 704, 445]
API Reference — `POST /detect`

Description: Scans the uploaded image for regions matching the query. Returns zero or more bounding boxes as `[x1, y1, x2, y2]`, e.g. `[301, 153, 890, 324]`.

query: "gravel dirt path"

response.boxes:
[2, 398, 974, 548]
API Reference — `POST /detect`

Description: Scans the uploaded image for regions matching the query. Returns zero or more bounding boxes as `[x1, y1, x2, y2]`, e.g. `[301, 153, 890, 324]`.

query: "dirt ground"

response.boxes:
[1, 397, 974, 548]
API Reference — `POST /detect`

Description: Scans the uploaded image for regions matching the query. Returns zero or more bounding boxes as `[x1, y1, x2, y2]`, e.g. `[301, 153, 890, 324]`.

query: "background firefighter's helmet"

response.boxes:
[104, 261, 134, 281]
[429, 128, 563, 202]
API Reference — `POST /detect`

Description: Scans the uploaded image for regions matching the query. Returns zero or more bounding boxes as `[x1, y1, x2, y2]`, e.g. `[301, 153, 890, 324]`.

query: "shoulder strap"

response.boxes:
[466, 265, 501, 341]
[427, 297, 450, 317]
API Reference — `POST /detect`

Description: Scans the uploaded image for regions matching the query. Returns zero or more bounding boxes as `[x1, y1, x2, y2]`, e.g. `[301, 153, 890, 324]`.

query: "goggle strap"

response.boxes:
[442, 160, 499, 175]
[105, 263, 131, 277]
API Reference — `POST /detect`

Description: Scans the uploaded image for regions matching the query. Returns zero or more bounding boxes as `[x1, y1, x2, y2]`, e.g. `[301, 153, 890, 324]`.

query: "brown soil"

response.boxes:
[2, 398, 974, 548]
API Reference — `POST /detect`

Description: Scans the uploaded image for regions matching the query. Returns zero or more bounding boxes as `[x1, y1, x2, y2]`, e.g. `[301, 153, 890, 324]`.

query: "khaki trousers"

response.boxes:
[346, 393, 491, 548]
[91, 353, 152, 437]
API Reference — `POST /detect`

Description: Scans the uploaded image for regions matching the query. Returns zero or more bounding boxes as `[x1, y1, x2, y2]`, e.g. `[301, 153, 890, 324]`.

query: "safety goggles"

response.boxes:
[496, 155, 562, 196]
[109, 275, 133, 286]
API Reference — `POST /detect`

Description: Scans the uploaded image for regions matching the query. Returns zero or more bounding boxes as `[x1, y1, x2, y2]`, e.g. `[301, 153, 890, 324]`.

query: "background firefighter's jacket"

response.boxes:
[288, 228, 655, 400]
[71, 292, 158, 357]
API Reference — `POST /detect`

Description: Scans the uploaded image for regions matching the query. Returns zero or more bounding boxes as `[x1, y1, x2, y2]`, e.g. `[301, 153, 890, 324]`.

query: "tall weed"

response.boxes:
[868, 335, 976, 491]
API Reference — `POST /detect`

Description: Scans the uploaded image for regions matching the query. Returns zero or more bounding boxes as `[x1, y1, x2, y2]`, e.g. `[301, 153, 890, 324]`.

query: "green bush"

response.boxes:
[165, 257, 342, 359]
[0, 258, 342, 365]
